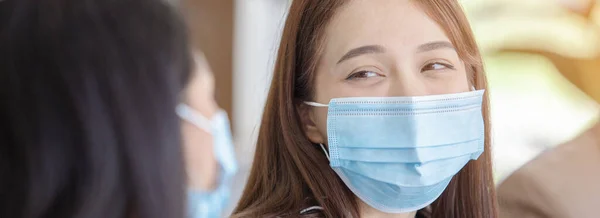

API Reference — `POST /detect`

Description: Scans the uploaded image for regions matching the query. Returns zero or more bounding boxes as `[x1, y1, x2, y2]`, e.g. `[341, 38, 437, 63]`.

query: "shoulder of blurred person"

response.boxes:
[498, 123, 600, 218]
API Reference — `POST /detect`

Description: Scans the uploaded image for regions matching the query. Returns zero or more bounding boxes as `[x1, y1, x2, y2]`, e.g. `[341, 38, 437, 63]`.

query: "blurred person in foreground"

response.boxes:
[178, 52, 237, 218]
[0, 0, 193, 217]
[497, 1, 600, 217]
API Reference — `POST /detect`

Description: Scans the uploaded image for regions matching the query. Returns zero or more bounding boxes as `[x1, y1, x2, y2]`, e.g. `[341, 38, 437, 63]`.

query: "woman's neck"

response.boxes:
[358, 200, 416, 218]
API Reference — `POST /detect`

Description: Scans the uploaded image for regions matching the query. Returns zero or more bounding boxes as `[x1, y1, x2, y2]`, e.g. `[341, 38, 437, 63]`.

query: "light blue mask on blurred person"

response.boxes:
[176, 104, 238, 218]
[304, 90, 485, 213]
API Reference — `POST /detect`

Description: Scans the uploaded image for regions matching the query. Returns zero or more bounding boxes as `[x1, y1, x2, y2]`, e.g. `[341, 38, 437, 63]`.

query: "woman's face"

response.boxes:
[181, 53, 220, 190]
[186, 53, 218, 117]
[305, 0, 470, 144]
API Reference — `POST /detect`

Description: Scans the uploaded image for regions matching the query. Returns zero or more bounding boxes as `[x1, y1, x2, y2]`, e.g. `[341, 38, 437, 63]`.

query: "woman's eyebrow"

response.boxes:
[337, 45, 386, 64]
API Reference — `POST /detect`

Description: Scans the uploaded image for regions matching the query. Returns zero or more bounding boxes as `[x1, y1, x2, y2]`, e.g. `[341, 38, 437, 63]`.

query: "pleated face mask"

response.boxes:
[176, 104, 238, 218]
[304, 90, 485, 213]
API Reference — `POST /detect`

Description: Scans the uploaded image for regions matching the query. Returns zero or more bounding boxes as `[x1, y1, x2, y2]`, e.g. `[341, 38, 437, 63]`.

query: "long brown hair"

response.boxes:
[233, 1, 498, 217]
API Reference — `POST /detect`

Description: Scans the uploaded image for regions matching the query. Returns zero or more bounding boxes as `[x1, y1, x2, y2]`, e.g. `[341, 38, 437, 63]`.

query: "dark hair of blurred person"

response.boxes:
[0, 0, 192, 217]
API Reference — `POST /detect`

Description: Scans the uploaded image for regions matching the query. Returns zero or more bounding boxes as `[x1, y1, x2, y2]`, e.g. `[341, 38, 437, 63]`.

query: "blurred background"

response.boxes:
[181, 0, 599, 213]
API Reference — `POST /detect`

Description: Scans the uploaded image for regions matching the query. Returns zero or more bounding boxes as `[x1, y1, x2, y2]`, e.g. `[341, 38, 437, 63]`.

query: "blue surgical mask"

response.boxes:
[304, 90, 485, 213]
[176, 104, 238, 218]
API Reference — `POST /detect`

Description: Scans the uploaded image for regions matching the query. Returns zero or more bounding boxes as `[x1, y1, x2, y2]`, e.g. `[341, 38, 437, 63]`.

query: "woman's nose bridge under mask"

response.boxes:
[306, 87, 478, 107]
[302, 89, 485, 213]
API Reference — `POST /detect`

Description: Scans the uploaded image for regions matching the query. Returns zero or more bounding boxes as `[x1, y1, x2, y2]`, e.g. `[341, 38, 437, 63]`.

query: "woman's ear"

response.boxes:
[298, 103, 326, 144]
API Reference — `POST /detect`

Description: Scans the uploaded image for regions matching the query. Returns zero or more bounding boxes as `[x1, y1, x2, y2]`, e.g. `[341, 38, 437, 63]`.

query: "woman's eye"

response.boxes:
[421, 62, 455, 72]
[346, 71, 381, 80]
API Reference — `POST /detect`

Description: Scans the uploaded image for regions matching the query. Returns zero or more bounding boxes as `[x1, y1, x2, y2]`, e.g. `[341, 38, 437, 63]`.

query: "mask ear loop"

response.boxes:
[176, 104, 213, 133]
[318, 143, 330, 162]
[304, 102, 330, 161]
[304, 101, 328, 107]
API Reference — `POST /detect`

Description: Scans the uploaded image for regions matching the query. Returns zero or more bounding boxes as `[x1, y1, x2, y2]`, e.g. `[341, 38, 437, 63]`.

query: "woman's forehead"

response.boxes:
[322, 0, 451, 61]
